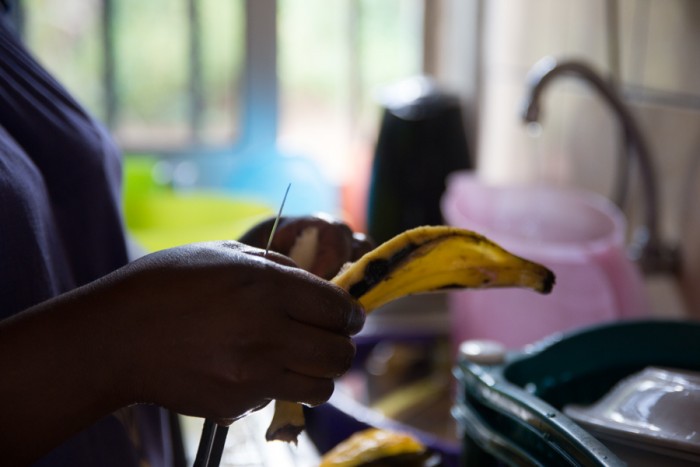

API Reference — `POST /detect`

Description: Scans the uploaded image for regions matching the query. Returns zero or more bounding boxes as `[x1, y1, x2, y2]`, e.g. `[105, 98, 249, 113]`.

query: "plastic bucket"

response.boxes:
[441, 171, 650, 350]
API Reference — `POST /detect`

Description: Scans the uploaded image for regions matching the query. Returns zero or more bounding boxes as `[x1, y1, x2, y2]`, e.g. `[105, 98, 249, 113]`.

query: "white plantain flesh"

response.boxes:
[265, 225, 555, 442]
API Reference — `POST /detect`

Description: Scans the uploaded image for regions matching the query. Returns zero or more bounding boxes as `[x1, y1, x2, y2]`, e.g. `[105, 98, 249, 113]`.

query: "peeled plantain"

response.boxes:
[266, 225, 555, 442]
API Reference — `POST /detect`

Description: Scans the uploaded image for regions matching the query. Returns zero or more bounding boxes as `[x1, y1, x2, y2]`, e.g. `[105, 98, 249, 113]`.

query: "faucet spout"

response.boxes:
[521, 57, 676, 274]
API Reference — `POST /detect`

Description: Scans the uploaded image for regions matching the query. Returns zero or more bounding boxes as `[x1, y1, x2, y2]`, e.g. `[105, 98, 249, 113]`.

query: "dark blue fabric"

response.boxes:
[0, 14, 172, 467]
[0, 14, 126, 317]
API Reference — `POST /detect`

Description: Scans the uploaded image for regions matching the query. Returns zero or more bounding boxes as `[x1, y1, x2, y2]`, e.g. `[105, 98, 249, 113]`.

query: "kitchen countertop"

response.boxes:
[176, 273, 690, 466]
[645, 274, 688, 319]
[179, 405, 321, 467]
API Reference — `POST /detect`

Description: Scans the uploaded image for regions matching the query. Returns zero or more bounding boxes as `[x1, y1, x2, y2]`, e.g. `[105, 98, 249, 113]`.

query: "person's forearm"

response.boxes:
[0, 285, 131, 465]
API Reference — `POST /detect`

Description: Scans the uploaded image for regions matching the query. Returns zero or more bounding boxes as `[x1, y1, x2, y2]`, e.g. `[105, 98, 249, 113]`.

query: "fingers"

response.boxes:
[229, 243, 365, 335]
[236, 217, 277, 248]
[238, 215, 316, 253]
[277, 271, 366, 336]
[252, 320, 355, 404]
[112, 240, 367, 424]
[272, 372, 336, 406]
[351, 232, 375, 260]
[243, 247, 298, 269]
[272, 217, 351, 264]
[281, 320, 356, 379]
[215, 399, 270, 426]
[308, 223, 353, 279]
[239, 215, 371, 280]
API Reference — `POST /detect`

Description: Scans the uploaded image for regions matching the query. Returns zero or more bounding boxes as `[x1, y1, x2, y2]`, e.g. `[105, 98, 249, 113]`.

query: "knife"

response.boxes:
[193, 183, 292, 467]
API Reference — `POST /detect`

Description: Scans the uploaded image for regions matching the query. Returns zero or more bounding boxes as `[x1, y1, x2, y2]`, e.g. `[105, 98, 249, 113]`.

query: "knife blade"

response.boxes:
[265, 183, 292, 256]
[194, 182, 292, 467]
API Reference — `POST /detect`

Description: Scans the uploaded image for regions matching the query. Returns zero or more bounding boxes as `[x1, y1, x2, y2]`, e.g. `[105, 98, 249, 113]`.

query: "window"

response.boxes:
[22, 0, 244, 150]
[277, 0, 424, 183]
[18, 0, 424, 221]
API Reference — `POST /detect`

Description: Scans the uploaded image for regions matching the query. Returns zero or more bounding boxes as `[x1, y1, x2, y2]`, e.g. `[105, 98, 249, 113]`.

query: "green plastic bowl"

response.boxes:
[125, 191, 274, 252]
[122, 155, 274, 252]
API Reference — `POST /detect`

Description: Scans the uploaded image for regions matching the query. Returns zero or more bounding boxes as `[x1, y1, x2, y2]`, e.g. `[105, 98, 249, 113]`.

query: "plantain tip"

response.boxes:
[265, 424, 303, 444]
[540, 268, 556, 294]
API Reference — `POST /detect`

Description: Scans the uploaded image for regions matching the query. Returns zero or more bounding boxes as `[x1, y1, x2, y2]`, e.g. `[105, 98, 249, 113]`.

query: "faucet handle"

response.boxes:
[629, 228, 679, 275]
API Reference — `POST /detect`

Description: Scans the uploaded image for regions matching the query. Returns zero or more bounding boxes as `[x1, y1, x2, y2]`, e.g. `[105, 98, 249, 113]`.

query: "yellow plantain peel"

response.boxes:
[319, 428, 429, 467]
[265, 225, 555, 443]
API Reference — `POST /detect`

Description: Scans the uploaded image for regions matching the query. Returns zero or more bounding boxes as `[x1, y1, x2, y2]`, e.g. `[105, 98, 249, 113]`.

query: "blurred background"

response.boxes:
[11, 1, 700, 464]
[11, 0, 699, 326]
[9, 0, 698, 340]
[14, 0, 697, 241]
[14, 0, 425, 231]
[16, 0, 699, 313]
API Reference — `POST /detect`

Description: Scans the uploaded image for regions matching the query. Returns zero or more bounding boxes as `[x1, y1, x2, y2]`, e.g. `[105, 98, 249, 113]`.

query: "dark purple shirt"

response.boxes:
[0, 12, 174, 467]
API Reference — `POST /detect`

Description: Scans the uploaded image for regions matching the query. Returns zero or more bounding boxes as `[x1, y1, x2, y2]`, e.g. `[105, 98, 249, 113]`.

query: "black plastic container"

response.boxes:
[367, 77, 472, 244]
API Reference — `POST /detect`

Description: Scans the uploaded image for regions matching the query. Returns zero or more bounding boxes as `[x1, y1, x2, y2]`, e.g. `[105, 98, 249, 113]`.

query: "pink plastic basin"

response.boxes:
[441, 171, 650, 350]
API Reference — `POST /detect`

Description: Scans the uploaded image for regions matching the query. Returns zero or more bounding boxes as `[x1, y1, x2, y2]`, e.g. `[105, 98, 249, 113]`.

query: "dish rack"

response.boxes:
[453, 319, 700, 466]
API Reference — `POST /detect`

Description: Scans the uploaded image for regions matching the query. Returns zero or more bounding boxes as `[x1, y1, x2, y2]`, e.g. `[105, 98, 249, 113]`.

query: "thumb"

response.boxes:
[242, 246, 299, 269]
[215, 400, 271, 426]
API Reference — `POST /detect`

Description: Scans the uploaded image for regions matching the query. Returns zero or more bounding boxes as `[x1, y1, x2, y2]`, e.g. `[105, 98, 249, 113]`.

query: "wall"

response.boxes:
[432, 0, 700, 316]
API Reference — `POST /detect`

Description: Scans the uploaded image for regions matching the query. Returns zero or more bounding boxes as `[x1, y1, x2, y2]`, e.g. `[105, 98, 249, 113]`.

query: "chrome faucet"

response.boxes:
[521, 56, 677, 275]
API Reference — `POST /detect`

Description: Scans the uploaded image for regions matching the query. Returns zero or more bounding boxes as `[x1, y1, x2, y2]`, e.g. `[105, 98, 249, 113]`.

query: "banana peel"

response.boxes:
[318, 428, 433, 467]
[266, 225, 555, 442]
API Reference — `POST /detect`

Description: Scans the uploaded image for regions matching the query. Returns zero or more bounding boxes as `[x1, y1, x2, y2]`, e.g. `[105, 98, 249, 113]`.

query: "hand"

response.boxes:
[102, 241, 365, 421]
[0, 240, 365, 462]
[239, 214, 374, 279]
